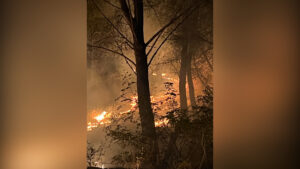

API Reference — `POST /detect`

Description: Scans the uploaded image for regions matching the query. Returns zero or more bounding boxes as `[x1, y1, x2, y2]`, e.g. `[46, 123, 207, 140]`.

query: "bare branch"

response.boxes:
[147, 2, 204, 67]
[92, 0, 134, 47]
[145, 0, 161, 24]
[145, 2, 200, 46]
[127, 0, 134, 21]
[114, 40, 136, 75]
[145, 15, 179, 46]
[146, 31, 162, 56]
[147, 8, 195, 67]
[197, 31, 213, 45]
[87, 44, 136, 66]
[124, 58, 137, 75]
[193, 57, 209, 88]
[147, 30, 173, 67]
[103, 0, 121, 10]
[125, 41, 134, 49]
[202, 49, 213, 71]
[119, 0, 134, 25]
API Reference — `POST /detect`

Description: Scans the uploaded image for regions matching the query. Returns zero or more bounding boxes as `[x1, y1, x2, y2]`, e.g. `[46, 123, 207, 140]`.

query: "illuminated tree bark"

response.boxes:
[179, 41, 188, 110]
[186, 50, 196, 108]
[179, 11, 196, 110]
[179, 41, 196, 110]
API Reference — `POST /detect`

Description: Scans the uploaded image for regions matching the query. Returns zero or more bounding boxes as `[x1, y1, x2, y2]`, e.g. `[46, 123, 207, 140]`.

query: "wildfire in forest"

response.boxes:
[87, 110, 111, 131]
[87, 97, 169, 131]
[87, 73, 177, 131]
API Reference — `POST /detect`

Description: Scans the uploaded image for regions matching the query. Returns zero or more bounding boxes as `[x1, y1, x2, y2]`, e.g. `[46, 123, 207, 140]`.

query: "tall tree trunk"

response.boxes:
[135, 44, 158, 169]
[186, 51, 196, 108]
[179, 41, 188, 110]
[179, 39, 196, 109]
[179, 5, 196, 110]
[119, 1, 158, 168]
[193, 55, 208, 88]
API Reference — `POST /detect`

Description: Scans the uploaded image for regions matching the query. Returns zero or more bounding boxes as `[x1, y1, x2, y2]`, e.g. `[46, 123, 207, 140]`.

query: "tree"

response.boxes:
[87, 142, 104, 167]
[88, 0, 200, 168]
[152, 0, 213, 110]
[179, 0, 213, 110]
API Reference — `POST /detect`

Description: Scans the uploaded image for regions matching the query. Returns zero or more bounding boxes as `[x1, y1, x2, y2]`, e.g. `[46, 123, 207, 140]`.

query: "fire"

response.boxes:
[88, 105, 170, 130]
[87, 73, 178, 131]
[155, 118, 169, 127]
[152, 72, 178, 82]
[87, 122, 98, 131]
[130, 96, 138, 108]
[95, 111, 107, 122]
[87, 96, 138, 131]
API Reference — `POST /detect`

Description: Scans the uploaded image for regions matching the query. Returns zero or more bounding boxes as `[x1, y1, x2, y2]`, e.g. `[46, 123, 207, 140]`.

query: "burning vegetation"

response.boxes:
[87, 73, 178, 131]
[87, 0, 213, 168]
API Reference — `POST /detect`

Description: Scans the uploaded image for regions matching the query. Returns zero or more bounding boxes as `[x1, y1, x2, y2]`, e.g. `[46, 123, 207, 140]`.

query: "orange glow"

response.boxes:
[155, 118, 169, 127]
[95, 111, 107, 122]
[153, 72, 179, 82]
[130, 96, 138, 108]
[87, 72, 181, 131]
[88, 106, 171, 130]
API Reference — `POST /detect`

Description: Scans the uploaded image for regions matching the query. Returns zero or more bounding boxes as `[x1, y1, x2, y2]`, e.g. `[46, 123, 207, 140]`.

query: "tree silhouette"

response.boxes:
[87, 0, 201, 168]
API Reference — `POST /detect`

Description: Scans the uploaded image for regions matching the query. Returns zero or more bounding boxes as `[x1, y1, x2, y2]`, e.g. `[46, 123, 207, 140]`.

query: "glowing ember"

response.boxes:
[151, 72, 178, 82]
[87, 92, 176, 131]
[130, 96, 138, 108]
[87, 122, 99, 131]
[155, 118, 169, 127]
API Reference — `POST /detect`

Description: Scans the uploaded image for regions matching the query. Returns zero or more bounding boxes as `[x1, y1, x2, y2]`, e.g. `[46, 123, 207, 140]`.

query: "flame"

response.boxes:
[130, 96, 138, 108]
[95, 111, 107, 122]
[155, 118, 169, 127]
[87, 72, 179, 131]
[87, 122, 99, 131]
[87, 93, 175, 131]
[153, 72, 178, 82]
[87, 96, 139, 131]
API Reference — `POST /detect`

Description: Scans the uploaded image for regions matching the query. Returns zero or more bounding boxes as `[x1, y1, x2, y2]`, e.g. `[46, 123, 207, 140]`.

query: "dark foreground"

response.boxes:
[87, 167, 125, 169]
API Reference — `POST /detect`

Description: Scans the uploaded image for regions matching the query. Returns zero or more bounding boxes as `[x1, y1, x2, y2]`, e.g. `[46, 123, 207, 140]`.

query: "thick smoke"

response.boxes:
[87, 52, 122, 111]
[86, 2, 209, 167]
